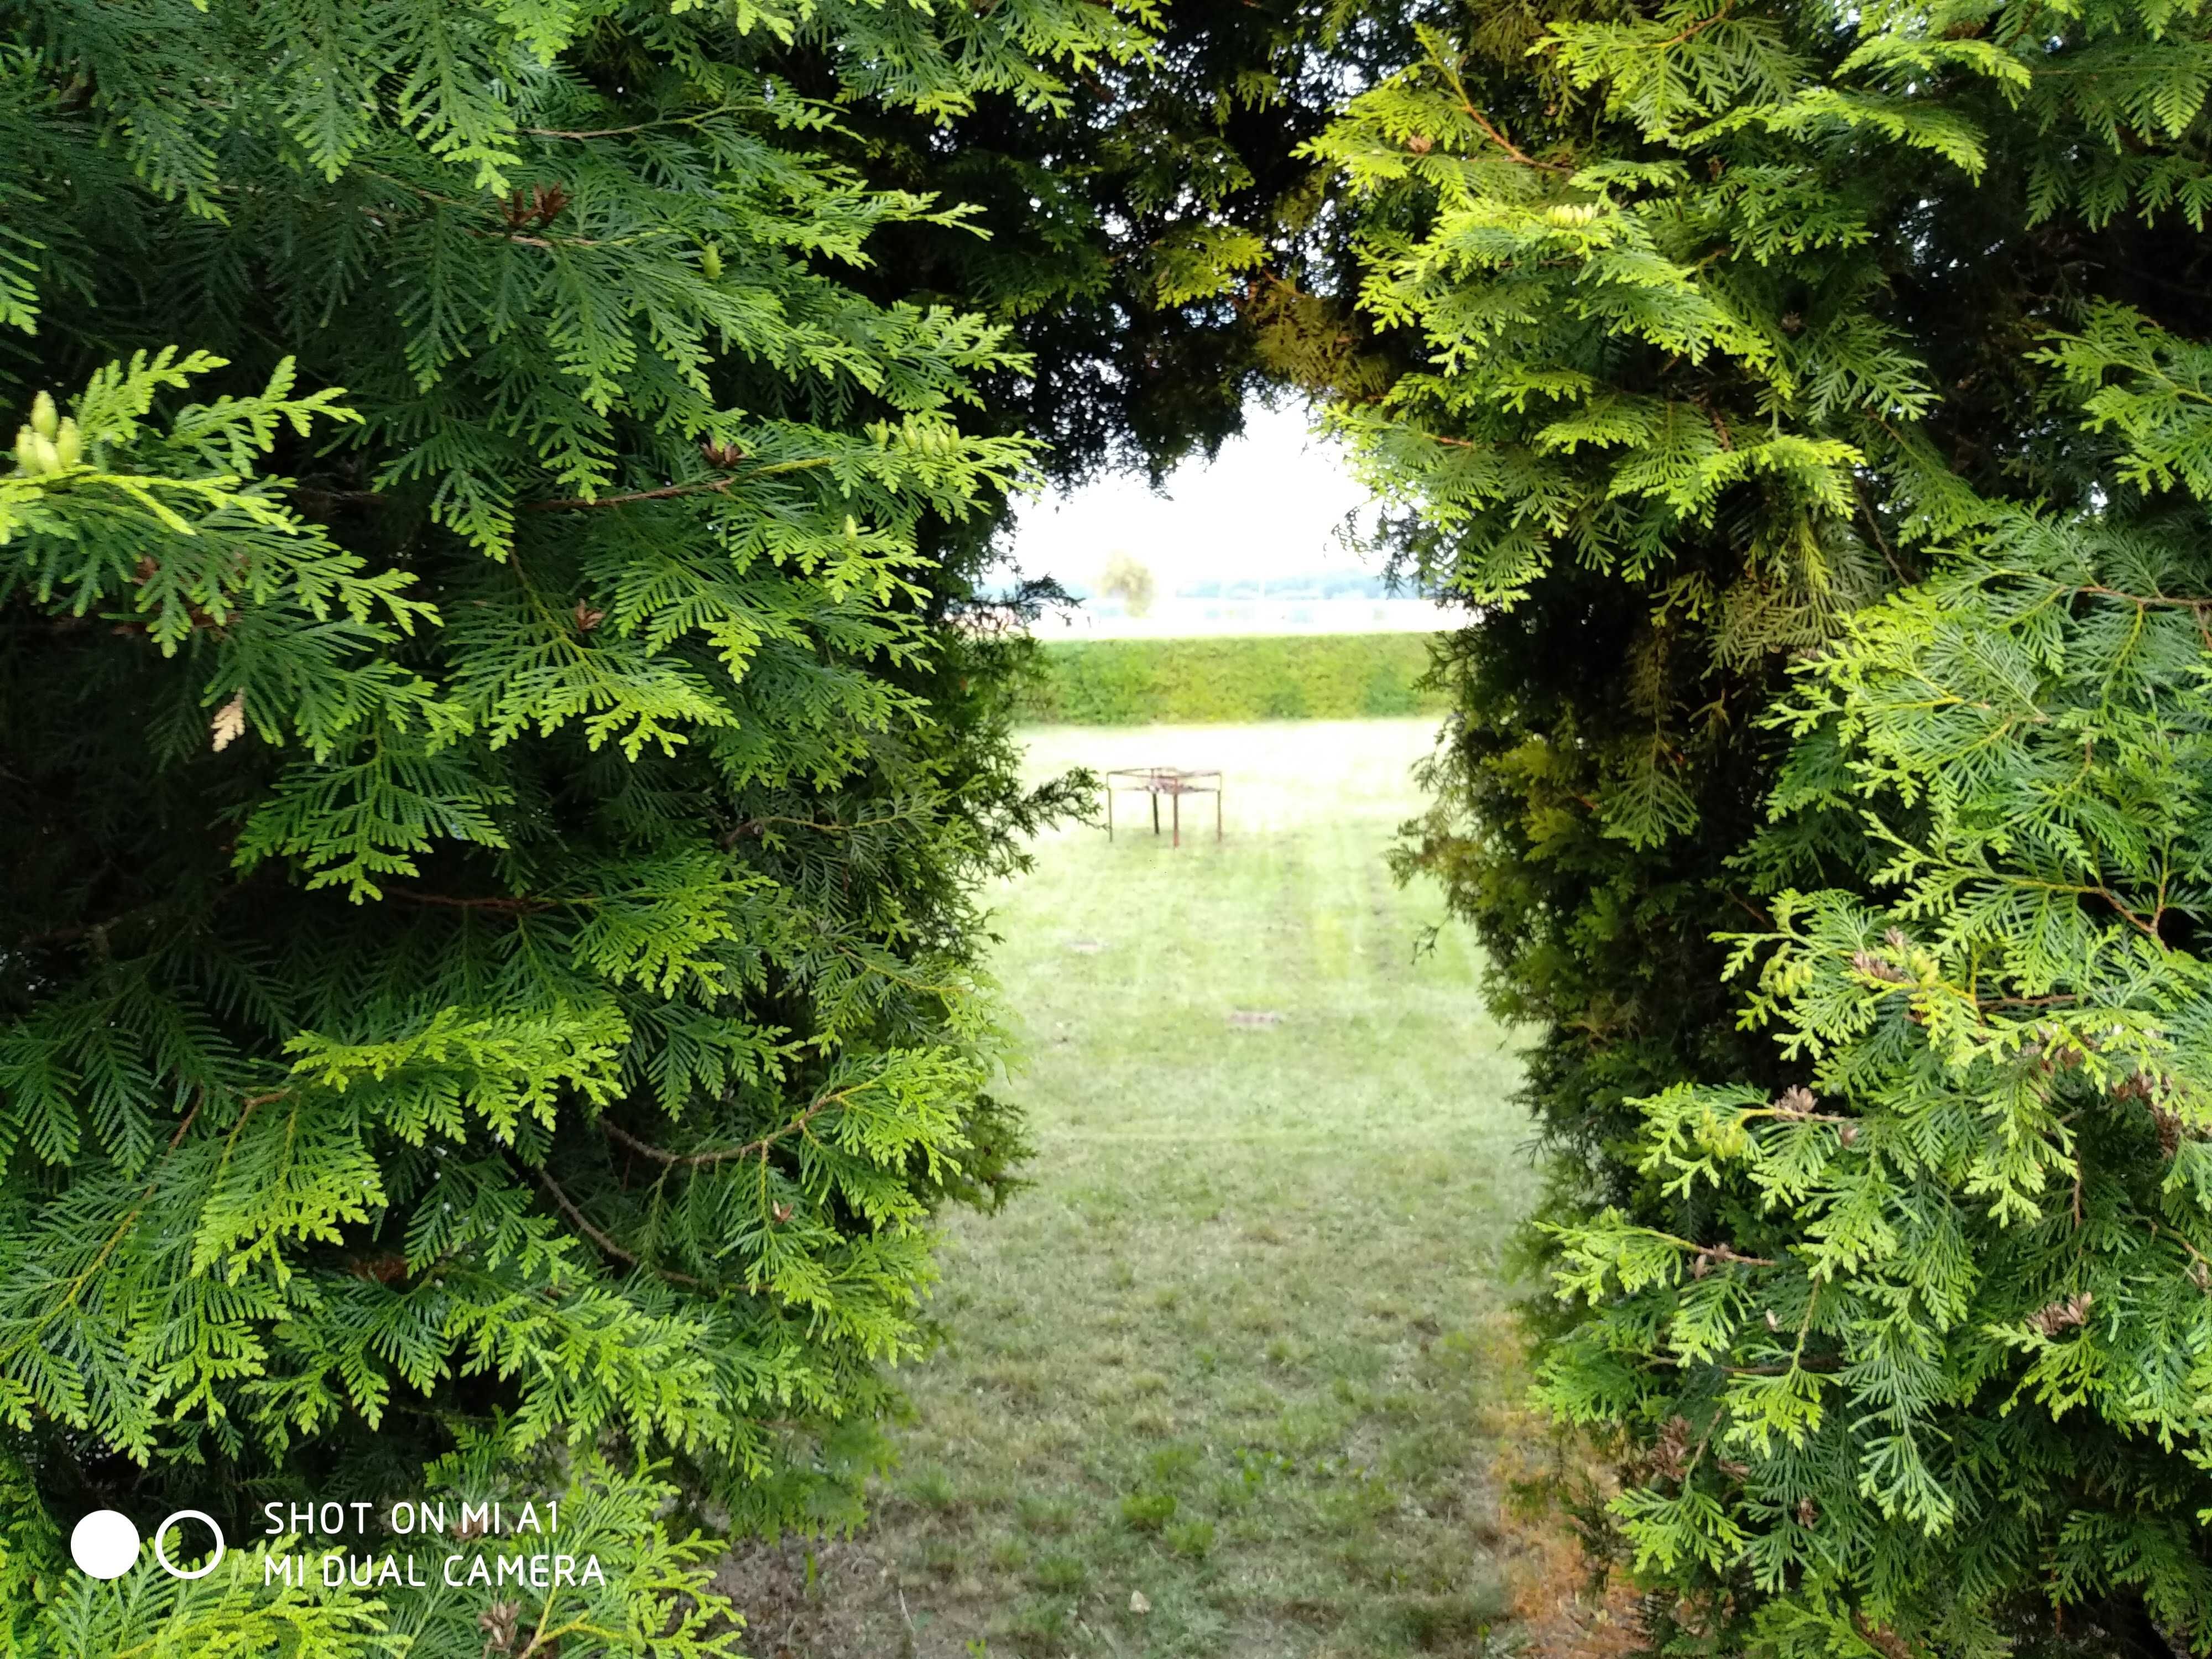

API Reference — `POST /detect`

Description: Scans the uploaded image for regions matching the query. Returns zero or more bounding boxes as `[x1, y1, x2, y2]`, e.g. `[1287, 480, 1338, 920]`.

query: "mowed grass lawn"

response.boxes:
[724, 720, 1542, 1659]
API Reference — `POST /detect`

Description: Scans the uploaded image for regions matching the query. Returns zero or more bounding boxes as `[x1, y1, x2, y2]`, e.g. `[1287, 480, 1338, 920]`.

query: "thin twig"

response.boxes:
[520, 105, 745, 141]
[1657, 0, 1734, 50]
[523, 455, 838, 513]
[167, 1092, 205, 1152]
[1427, 49, 1571, 174]
[523, 478, 732, 513]
[532, 1166, 709, 1290]
[599, 1084, 862, 1169]
[1853, 474, 1912, 587]
[1700, 1244, 1781, 1268]
[385, 889, 555, 914]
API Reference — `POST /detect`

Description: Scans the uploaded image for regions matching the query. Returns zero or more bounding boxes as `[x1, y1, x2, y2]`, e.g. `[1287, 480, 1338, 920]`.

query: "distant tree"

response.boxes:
[1098, 551, 1159, 617]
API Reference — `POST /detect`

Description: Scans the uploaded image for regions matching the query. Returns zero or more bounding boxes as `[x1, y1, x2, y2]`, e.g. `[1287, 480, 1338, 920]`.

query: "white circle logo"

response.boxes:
[151, 1510, 224, 1579]
[69, 1509, 227, 1579]
[69, 1510, 139, 1579]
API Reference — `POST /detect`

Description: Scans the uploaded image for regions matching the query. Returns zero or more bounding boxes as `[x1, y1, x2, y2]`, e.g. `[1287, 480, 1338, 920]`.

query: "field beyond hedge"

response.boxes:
[717, 721, 1585, 1657]
[1015, 634, 1446, 724]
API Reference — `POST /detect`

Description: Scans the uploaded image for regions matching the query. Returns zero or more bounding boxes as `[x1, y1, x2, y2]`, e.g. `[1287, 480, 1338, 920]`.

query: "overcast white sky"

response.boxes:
[1001, 400, 1379, 592]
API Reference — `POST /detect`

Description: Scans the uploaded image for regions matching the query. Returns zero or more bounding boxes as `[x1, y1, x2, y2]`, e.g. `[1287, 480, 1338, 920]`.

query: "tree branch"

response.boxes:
[531, 1166, 709, 1290]
[598, 1084, 862, 1169]
[385, 888, 555, 914]
[523, 478, 732, 513]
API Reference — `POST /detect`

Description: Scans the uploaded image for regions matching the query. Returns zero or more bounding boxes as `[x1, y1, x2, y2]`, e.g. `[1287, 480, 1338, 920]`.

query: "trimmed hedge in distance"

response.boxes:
[1015, 633, 1444, 724]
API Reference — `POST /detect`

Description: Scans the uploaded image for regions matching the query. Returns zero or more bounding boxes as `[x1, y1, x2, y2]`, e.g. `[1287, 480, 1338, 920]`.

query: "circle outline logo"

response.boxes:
[150, 1510, 225, 1579]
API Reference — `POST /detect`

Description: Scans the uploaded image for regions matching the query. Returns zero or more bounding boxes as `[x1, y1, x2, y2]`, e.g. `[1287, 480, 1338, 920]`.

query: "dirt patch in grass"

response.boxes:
[712, 1537, 898, 1658]
[1225, 1009, 1283, 1029]
[1488, 1407, 1646, 1658]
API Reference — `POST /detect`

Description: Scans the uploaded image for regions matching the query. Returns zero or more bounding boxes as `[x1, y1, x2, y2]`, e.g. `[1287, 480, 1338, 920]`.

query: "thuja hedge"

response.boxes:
[1269, 1, 2212, 1653]
[0, 0, 1333, 1650]
[1015, 632, 1446, 724]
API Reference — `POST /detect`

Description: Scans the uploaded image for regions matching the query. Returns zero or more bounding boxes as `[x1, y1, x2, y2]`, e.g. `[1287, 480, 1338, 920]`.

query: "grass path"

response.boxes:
[723, 721, 1543, 1658]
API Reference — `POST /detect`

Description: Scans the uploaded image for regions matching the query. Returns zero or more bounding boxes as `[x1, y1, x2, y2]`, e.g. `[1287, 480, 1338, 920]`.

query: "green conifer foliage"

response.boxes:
[1295, 1, 2212, 1651]
[0, 0, 1150, 1647]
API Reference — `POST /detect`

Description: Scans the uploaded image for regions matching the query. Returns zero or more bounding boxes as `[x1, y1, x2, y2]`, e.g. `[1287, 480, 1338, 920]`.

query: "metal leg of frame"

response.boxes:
[1172, 790, 1180, 848]
[1151, 792, 1160, 836]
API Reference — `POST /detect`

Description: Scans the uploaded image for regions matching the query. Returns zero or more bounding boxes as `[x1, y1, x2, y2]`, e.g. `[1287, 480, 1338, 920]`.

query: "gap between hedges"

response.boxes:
[1015, 633, 1447, 724]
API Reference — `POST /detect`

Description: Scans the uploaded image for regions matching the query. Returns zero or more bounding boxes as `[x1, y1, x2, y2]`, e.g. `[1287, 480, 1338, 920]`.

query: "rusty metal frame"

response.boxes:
[1102, 766, 1222, 848]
